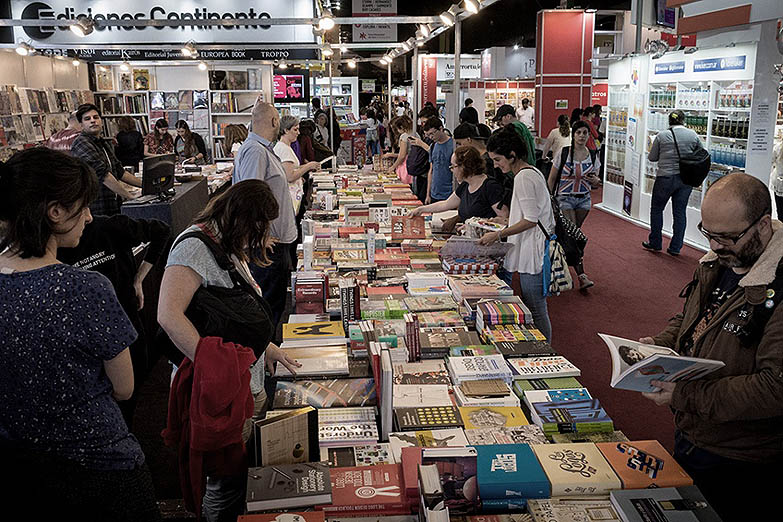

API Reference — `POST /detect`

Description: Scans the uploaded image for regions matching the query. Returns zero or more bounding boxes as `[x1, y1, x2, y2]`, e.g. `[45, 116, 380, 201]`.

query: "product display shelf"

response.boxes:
[605, 85, 630, 187]
[209, 89, 262, 161]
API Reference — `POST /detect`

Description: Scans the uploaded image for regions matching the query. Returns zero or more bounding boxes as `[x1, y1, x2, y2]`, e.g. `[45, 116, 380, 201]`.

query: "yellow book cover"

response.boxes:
[531, 442, 622, 496]
[282, 321, 346, 341]
[458, 406, 529, 430]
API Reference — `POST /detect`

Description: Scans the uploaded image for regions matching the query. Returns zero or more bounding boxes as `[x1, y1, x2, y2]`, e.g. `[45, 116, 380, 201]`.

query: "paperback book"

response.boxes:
[463, 425, 547, 446]
[527, 497, 621, 522]
[320, 443, 394, 467]
[449, 345, 499, 357]
[246, 463, 332, 512]
[457, 407, 529, 430]
[274, 345, 349, 378]
[392, 360, 451, 385]
[531, 399, 615, 436]
[253, 406, 319, 467]
[320, 464, 409, 515]
[394, 406, 464, 431]
[531, 443, 622, 496]
[319, 422, 379, 447]
[447, 355, 513, 385]
[599, 334, 725, 393]
[388, 428, 469, 462]
[609, 486, 722, 522]
[475, 444, 550, 500]
[273, 379, 376, 409]
[550, 430, 630, 444]
[506, 356, 581, 380]
[392, 384, 452, 408]
[512, 377, 584, 394]
[420, 447, 480, 515]
[494, 340, 556, 358]
[596, 440, 693, 490]
[522, 388, 592, 412]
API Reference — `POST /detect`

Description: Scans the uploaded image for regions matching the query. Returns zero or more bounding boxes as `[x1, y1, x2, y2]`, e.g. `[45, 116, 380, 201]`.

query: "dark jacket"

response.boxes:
[175, 132, 208, 163]
[71, 132, 125, 216]
[652, 221, 783, 463]
[115, 130, 144, 169]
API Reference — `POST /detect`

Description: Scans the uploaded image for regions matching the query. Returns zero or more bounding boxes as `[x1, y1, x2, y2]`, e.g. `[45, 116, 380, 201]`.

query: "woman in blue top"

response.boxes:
[547, 120, 601, 291]
[0, 148, 160, 521]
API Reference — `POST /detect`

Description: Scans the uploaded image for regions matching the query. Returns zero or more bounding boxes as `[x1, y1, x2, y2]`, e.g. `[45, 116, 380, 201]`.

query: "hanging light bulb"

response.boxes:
[318, 10, 336, 31]
[464, 0, 480, 14]
[70, 15, 95, 37]
[120, 61, 130, 72]
[279, 60, 288, 69]
[181, 41, 197, 57]
[198, 61, 208, 71]
[15, 41, 34, 56]
[72, 59, 80, 67]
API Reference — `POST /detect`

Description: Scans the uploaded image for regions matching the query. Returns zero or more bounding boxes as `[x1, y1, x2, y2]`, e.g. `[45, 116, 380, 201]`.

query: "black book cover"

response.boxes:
[246, 462, 332, 512]
[495, 340, 557, 358]
[394, 406, 464, 431]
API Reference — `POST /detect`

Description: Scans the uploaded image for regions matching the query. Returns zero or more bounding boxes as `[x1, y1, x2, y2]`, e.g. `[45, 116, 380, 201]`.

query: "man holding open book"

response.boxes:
[637, 173, 783, 521]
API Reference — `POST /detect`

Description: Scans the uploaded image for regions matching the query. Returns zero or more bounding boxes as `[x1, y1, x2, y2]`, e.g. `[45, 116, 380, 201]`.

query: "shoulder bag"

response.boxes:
[156, 230, 274, 366]
[546, 155, 589, 266]
[670, 128, 711, 187]
[537, 220, 573, 297]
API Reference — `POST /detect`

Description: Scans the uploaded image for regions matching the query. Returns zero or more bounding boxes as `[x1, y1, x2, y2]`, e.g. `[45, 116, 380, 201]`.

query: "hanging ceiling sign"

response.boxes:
[69, 48, 319, 61]
[352, 0, 397, 43]
[9, 0, 316, 45]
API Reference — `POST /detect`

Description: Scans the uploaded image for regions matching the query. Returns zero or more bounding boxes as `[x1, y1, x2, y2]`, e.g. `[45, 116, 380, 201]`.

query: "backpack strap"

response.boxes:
[170, 229, 252, 291]
[553, 147, 570, 196]
[736, 260, 783, 347]
[670, 128, 682, 161]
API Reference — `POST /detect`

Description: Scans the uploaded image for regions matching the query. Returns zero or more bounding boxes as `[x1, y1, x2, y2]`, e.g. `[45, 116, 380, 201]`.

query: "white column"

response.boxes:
[412, 47, 419, 117]
[328, 62, 336, 172]
[453, 19, 462, 130]
[388, 60, 393, 121]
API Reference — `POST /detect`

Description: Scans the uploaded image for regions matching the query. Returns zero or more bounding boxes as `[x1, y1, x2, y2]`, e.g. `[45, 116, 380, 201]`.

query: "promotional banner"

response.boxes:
[352, 0, 397, 43]
[9, 0, 316, 44]
[591, 81, 608, 106]
[420, 56, 437, 107]
[436, 56, 481, 81]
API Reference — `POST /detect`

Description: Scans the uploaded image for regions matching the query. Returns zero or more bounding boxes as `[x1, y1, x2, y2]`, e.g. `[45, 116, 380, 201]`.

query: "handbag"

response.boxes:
[156, 230, 274, 367]
[537, 220, 573, 296]
[396, 159, 414, 184]
[670, 128, 711, 187]
[547, 157, 589, 266]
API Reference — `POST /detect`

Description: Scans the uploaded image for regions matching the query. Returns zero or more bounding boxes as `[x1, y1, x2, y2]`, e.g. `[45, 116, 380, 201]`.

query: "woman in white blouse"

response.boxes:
[479, 127, 555, 342]
[542, 115, 571, 160]
[274, 115, 320, 215]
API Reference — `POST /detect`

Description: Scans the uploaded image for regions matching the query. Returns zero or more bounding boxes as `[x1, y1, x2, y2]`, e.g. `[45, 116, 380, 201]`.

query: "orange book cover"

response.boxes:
[596, 440, 693, 489]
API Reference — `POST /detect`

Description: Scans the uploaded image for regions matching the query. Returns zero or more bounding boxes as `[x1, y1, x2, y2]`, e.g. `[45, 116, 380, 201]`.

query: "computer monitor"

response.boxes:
[142, 153, 176, 196]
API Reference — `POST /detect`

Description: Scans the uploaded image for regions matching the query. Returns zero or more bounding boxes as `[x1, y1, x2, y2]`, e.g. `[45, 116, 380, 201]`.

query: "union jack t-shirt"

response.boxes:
[555, 152, 601, 195]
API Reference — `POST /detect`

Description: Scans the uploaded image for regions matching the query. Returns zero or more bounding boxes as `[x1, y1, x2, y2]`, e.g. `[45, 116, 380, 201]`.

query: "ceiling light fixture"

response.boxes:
[347, 59, 357, 69]
[440, 5, 460, 27]
[279, 60, 288, 69]
[198, 61, 207, 71]
[464, 0, 480, 14]
[70, 15, 95, 37]
[322, 42, 334, 57]
[120, 61, 130, 71]
[513, 43, 519, 50]
[181, 41, 197, 57]
[15, 41, 34, 56]
[72, 59, 80, 66]
[419, 24, 431, 38]
[318, 10, 336, 31]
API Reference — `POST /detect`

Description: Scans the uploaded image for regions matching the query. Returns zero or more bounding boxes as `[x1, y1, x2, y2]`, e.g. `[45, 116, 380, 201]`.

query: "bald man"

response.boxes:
[233, 100, 296, 331]
[638, 172, 783, 520]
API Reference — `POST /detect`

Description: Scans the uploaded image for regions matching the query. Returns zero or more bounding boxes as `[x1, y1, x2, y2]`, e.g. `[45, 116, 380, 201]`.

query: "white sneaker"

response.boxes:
[578, 274, 594, 290]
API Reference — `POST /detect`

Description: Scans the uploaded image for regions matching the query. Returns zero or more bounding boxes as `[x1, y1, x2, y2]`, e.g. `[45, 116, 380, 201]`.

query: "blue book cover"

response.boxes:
[476, 444, 550, 500]
[532, 399, 614, 434]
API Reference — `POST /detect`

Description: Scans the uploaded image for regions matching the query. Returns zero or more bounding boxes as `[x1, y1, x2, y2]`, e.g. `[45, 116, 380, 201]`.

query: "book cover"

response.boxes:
[531, 443, 622, 496]
[464, 426, 547, 446]
[149, 91, 165, 110]
[238, 513, 325, 522]
[609, 486, 722, 522]
[453, 383, 520, 408]
[551, 430, 630, 444]
[253, 407, 319, 467]
[458, 407, 529, 430]
[119, 72, 133, 91]
[596, 440, 693, 490]
[476, 444, 550, 500]
[531, 399, 614, 436]
[317, 406, 377, 425]
[495, 341, 556, 358]
[391, 215, 425, 240]
[599, 334, 725, 393]
[193, 90, 208, 109]
[273, 379, 376, 409]
[246, 463, 332, 512]
[96, 69, 114, 91]
[527, 498, 621, 522]
[523, 388, 592, 411]
[209, 70, 228, 90]
[164, 92, 179, 110]
[321, 464, 408, 515]
[420, 328, 480, 351]
[283, 321, 346, 342]
[319, 422, 379, 447]
[512, 377, 584, 394]
[450, 345, 500, 357]
[392, 384, 452, 408]
[447, 355, 513, 385]
[227, 70, 249, 90]
[403, 295, 458, 312]
[506, 356, 581, 380]
[320, 443, 394, 467]
[274, 345, 349, 379]
[394, 406, 464, 431]
[420, 447, 480, 515]
[388, 428, 468, 462]
[132, 69, 150, 90]
[392, 360, 450, 385]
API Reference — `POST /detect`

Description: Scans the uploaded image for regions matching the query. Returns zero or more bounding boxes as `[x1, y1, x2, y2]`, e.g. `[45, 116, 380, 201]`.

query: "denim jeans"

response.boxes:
[514, 271, 552, 343]
[648, 175, 692, 253]
[249, 243, 293, 335]
[202, 475, 246, 522]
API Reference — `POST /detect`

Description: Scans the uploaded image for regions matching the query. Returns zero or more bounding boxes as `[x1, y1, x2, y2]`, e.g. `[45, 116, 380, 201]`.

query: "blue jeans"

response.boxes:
[202, 475, 246, 522]
[649, 175, 692, 253]
[515, 272, 552, 343]
[557, 192, 592, 211]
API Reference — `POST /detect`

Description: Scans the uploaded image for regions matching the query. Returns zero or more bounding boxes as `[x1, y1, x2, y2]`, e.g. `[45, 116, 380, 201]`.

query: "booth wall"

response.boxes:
[0, 50, 89, 89]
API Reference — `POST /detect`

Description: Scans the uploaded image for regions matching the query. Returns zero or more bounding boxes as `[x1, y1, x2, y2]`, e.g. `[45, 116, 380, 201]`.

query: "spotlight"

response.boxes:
[513, 43, 519, 50]
[15, 41, 34, 56]
[198, 61, 207, 71]
[440, 5, 460, 27]
[279, 60, 288, 69]
[72, 59, 80, 67]
[347, 59, 357, 69]
[416, 38, 425, 47]
[181, 41, 197, 57]
[318, 10, 336, 31]
[419, 23, 431, 38]
[402, 40, 412, 52]
[322, 42, 334, 57]
[120, 61, 130, 72]
[464, 0, 480, 14]
[70, 15, 95, 37]
[380, 56, 390, 65]
[585, 8, 597, 14]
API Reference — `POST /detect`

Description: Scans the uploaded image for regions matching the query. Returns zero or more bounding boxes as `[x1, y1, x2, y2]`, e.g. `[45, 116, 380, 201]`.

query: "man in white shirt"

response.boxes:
[516, 98, 535, 130]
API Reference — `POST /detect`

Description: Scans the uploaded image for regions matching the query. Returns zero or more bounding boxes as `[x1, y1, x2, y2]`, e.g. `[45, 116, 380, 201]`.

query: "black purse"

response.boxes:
[547, 151, 588, 266]
[670, 128, 711, 187]
[156, 230, 274, 367]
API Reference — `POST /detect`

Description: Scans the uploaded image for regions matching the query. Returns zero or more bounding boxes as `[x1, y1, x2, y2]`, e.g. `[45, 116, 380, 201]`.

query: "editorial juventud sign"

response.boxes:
[10, 0, 316, 44]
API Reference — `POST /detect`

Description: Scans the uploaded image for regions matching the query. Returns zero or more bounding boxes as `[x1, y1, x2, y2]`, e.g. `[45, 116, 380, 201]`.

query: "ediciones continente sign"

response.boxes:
[11, 0, 318, 44]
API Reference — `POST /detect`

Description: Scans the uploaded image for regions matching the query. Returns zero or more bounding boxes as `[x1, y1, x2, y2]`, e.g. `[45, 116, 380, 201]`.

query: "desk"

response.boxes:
[122, 179, 209, 236]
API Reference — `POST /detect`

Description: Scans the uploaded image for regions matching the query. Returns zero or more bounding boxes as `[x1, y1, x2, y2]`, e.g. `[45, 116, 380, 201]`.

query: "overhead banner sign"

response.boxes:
[9, 0, 316, 44]
[654, 61, 685, 74]
[352, 0, 397, 43]
[693, 55, 746, 73]
[436, 56, 481, 81]
[420, 56, 437, 107]
[69, 48, 319, 61]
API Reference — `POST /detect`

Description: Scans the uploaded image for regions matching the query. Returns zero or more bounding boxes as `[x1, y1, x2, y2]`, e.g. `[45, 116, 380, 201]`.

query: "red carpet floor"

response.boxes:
[547, 191, 704, 452]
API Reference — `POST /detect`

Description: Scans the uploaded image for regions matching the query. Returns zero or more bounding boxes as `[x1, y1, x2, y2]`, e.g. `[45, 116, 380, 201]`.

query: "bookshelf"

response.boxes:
[209, 90, 261, 160]
[94, 92, 150, 135]
[0, 84, 94, 160]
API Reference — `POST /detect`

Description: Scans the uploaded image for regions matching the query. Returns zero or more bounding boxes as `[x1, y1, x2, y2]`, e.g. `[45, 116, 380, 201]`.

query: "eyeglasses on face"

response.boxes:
[698, 213, 766, 246]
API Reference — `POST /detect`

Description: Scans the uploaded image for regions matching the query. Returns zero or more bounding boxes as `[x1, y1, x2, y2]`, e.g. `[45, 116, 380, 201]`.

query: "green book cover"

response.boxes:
[513, 377, 583, 396]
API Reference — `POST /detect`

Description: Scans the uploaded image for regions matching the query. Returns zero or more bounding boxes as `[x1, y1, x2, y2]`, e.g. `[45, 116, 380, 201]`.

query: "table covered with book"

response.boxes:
[240, 165, 722, 522]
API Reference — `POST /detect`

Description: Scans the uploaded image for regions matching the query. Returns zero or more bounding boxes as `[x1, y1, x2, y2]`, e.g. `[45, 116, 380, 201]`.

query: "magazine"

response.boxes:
[599, 333, 725, 392]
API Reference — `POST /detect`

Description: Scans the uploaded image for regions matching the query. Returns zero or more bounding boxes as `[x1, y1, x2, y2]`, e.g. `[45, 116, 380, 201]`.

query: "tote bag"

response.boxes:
[537, 221, 573, 297]
[396, 159, 414, 184]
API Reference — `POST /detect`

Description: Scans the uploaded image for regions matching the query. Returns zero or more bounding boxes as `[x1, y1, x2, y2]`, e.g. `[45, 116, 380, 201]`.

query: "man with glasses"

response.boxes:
[638, 172, 783, 521]
[420, 117, 454, 205]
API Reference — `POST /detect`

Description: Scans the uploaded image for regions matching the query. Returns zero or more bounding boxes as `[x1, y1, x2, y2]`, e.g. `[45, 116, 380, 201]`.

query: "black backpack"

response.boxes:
[406, 142, 430, 178]
[671, 128, 711, 187]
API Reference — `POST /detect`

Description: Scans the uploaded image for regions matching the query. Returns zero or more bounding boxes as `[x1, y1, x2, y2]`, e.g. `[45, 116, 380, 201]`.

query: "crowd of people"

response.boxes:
[1, 90, 781, 522]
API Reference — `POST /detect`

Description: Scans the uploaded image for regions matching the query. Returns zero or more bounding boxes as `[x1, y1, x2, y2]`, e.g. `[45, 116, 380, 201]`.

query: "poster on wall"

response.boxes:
[352, 0, 398, 42]
[133, 69, 150, 90]
[555, 99, 568, 110]
[627, 117, 638, 152]
[274, 75, 305, 101]
[623, 181, 634, 216]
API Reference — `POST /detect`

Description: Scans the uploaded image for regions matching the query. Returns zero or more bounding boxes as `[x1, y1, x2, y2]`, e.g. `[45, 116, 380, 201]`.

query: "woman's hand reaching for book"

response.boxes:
[265, 343, 302, 375]
[641, 380, 675, 406]
[638, 337, 655, 345]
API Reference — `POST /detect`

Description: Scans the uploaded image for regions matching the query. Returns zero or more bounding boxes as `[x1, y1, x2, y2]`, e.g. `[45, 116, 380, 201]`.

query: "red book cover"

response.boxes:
[295, 283, 325, 303]
[391, 216, 426, 240]
[239, 513, 325, 522]
[319, 464, 409, 514]
[295, 301, 325, 314]
[400, 447, 423, 500]
[367, 286, 406, 296]
[339, 226, 365, 238]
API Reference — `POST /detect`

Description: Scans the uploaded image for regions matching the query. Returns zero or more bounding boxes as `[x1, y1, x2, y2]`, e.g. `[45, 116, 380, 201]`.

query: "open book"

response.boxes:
[599, 333, 725, 392]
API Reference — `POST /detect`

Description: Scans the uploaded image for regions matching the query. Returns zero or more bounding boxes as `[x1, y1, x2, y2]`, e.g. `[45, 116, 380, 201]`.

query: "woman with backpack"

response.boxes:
[547, 120, 601, 291]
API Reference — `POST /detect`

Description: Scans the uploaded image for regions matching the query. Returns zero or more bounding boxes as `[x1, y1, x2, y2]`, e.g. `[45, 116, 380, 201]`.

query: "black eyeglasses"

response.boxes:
[448, 164, 460, 171]
[698, 213, 766, 246]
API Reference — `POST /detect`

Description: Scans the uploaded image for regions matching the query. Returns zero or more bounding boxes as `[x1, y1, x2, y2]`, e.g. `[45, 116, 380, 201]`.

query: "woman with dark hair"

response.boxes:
[143, 118, 174, 156]
[410, 145, 507, 227]
[547, 119, 601, 290]
[275, 115, 320, 216]
[174, 120, 207, 164]
[115, 116, 144, 169]
[297, 119, 317, 163]
[223, 123, 248, 158]
[0, 148, 161, 521]
[479, 128, 555, 342]
[570, 108, 583, 126]
[158, 179, 300, 521]
[580, 107, 600, 151]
